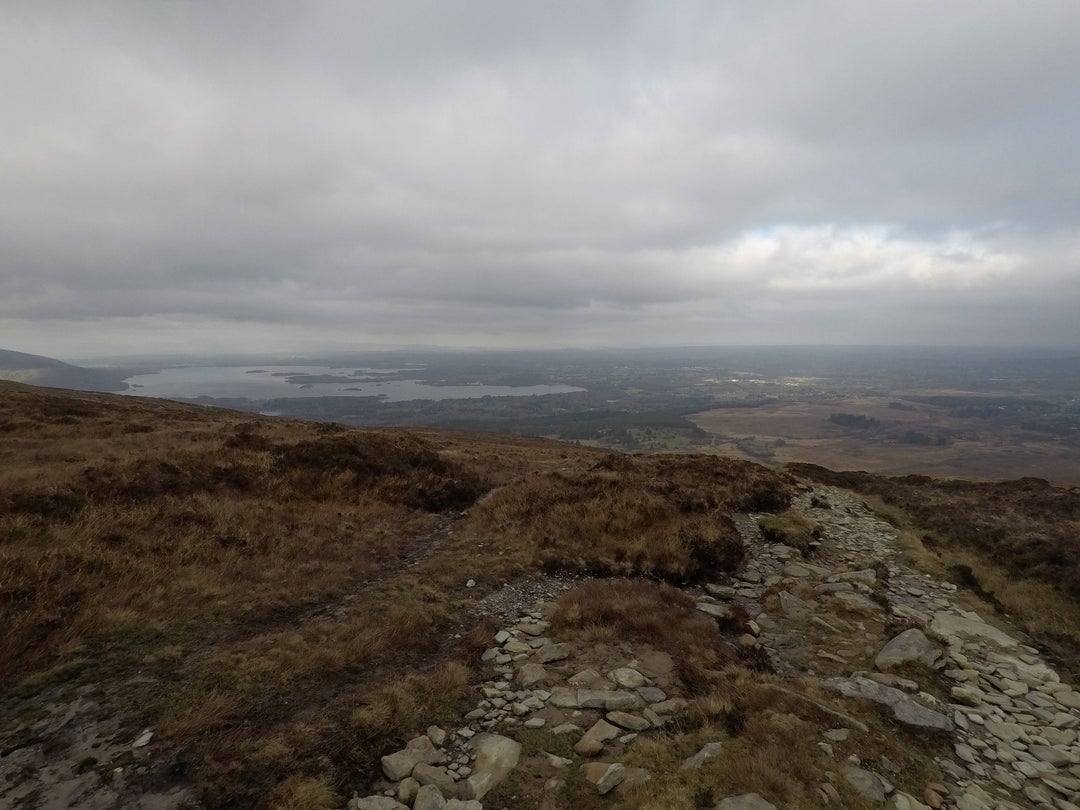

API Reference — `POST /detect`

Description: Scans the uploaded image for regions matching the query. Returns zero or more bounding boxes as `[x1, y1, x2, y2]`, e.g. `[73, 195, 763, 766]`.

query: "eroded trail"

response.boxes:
[737, 485, 1080, 809]
[356, 482, 1080, 808]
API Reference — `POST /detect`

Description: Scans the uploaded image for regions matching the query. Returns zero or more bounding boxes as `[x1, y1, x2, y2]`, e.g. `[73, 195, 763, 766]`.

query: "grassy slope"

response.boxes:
[0, 382, 791, 807]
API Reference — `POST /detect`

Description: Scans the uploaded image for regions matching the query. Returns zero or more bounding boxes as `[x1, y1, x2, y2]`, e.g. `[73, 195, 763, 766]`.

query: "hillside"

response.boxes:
[0, 348, 130, 392]
[2, 382, 1079, 810]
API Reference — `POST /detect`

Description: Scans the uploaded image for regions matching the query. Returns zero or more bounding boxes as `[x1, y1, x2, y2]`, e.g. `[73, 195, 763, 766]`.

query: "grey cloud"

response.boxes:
[2, 1, 1079, 356]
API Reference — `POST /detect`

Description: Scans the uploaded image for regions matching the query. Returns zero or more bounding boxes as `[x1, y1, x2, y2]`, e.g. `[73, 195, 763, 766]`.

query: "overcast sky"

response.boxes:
[2, 1, 1079, 359]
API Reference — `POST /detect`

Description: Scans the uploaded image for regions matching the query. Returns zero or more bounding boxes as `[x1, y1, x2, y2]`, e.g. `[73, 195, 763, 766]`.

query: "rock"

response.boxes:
[875, 629, 941, 671]
[816, 582, 854, 595]
[779, 591, 812, 615]
[1056, 689, 1080, 710]
[410, 783, 447, 810]
[1029, 744, 1071, 766]
[412, 764, 456, 794]
[829, 592, 880, 614]
[443, 801, 482, 810]
[637, 686, 667, 703]
[574, 719, 620, 756]
[426, 726, 447, 747]
[928, 612, 1017, 649]
[955, 794, 990, 810]
[893, 792, 931, 810]
[516, 662, 549, 688]
[552, 723, 582, 736]
[413, 785, 446, 810]
[582, 762, 626, 794]
[535, 643, 571, 663]
[950, 685, 984, 706]
[573, 737, 604, 756]
[891, 699, 952, 732]
[923, 786, 944, 808]
[697, 602, 738, 621]
[651, 697, 688, 715]
[843, 766, 890, 803]
[466, 733, 521, 800]
[381, 736, 441, 781]
[823, 728, 850, 742]
[829, 569, 877, 586]
[567, 668, 604, 686]
[606, 711, 651, 731]
[823, 676, 951, 732]
[866, 672, 919, 692]
[609, 667, 647, 688]
[714, 794, 777, 810]
[546, 752, 572, 768]
[577, 689, 642, 711]
[523, 717, 545, 729]
[466, 579, 476, 588]
[682, 741, 723, 769]
[397, 778, 419, 804]
[516, 621, 549, 636]
[984, 720, 1025, 743]
[353, 798, 408, 810]
[503, 639, 532, 654]
[548, 687, 579, 708]
[706, 584, 737, 599]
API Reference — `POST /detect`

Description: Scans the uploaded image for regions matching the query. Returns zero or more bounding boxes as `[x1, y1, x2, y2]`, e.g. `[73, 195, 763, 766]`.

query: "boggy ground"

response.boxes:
[3, 382, 1079, 809]
[0, 382, 787, 809]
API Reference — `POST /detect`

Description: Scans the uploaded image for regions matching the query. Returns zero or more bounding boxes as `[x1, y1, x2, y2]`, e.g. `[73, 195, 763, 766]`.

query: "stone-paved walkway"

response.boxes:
[748, 486, 1080, 810]
[350, 482, 1080, 810]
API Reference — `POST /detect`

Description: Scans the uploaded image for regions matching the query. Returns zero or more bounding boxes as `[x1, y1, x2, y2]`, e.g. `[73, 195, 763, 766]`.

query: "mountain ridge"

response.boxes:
[0, 348, 130, 392]
[0, 383, 1077, 810]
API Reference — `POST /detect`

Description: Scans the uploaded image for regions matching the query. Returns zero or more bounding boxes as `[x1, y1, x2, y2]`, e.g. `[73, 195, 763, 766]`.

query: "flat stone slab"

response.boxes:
[582, 762, 625, 794]
[577, 689, 643, 711]
[696, 602, 737, 620]
[928, 612, 1018, 649]
[823, 677, 952, 732]
[608, 667, 647, 688]
[606, 711, 651, 731]
[842, 766, 891, 803]
[828, 591, 880, 614]
[535, 643, 571, 663]
[682, 741, 723, 769]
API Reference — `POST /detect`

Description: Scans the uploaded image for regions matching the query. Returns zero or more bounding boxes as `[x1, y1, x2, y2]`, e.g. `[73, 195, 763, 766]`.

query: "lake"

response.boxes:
[121, 365, 585, 403]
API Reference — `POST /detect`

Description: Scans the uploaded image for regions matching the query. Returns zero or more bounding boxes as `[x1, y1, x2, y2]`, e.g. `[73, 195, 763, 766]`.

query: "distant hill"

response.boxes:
[0, 348, 129, 392]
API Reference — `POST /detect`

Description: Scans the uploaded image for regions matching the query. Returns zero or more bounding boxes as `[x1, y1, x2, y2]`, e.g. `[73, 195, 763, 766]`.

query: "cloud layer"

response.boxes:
[2, 1, 1078, 357]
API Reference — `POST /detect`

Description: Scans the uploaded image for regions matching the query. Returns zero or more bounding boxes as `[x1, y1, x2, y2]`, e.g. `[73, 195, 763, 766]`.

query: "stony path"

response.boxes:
[745, 486, 1080, 810]
[352, 483, 1080, 809]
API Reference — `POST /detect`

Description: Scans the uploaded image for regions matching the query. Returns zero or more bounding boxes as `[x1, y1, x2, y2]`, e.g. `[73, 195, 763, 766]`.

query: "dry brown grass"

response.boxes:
[468, 454, 790, 583]
[0, 381, 792, 807]
[757, 510, 821, 555]
[606, 668, 947, 809]
[549, 579, 744, 693]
